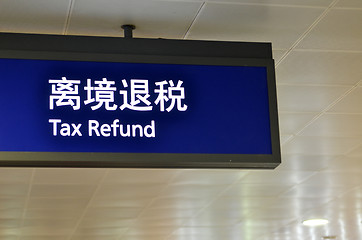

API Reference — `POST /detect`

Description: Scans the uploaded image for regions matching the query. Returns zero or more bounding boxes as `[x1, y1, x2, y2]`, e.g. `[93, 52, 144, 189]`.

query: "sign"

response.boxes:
[0, 33, 280, 168]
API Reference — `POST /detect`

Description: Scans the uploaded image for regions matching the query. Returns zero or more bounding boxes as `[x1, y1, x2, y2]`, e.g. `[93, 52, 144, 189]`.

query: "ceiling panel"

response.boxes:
[27, 198, 89, 209]
[170, 169, 247, 185]
[236, 169, 314, 185]
[205, 0, 334, 7]
[30, 184, 97, 198]
[124, 236, 167, 240]
[335, 0, 362, 8]
[33, 168, 106, 185]
[268, 196, 332, 210]
[280, 134, 293, 145]
[149, 197, 211, 209]
[83, 207, 142, 219]
[71, 236, 119, 240]
[24, 208, 83, 220]
[277, 51, 362, 85]
[280, 184, 351, 198]
[300, 171, 362, 187]
[239, 218, 296, 231]
[0, 0, 70, 34]
[159, 183, 228, 200]
[71, 226, 128, 238]
[0, 218, 20, 228]
[258, 223, 328, 240]
[0, 197, 26, 210]
[327, 86, 362, 113]
[299, 113, 362, 137]
[171, 226, 249, 239]
[338, 187, 362, 200]
[0, 168, 33, 184]
[126, 226, 176, 235]
[297, 8, 362, 50]
[95, 184, 164, 198]
[20, 224, 74, 236]
[0, 184, 29, 197]
[186, 2, 324, 49]
[77, 218, 134, 228]
[247, 206, 303, 219]
[89, 196, 153, 208]
[277, 155, 334, 171]
[0, 208, 23, 218]
[324, 156, 362, 172]
[134, 218, 188, 228]
[296, 208, 362, 236]
[345, 143, 362, 157]
[282, 136, 362, 155]
[278, 112, 317, 135]
[0, 0, 362, 239]
[139, 207, 197, 219]
[103, 169, 177, 185]
[276, 85, 350, 112]
[67, 0, 202, 38]
[180, 217, 240, 229]
[21, 237, 69, 240]
[223, 184, 292, 197]
[209, 196, 279, 210]
[195, 204, 252, 222]
[272, 49, 286, 62]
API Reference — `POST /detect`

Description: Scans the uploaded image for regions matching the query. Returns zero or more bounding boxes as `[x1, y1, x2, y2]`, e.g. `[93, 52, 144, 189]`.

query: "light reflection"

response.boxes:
[302, 218, 329, 226]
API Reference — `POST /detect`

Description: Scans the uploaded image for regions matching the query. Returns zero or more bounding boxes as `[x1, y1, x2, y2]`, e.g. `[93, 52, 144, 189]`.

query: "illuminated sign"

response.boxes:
[0, 33, 280, 168]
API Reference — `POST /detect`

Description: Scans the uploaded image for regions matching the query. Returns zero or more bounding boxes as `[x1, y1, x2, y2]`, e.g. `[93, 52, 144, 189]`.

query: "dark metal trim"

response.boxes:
[0, 32, 280, 169]
[121, 24, 136, 38]
[0, 32, 272, 59]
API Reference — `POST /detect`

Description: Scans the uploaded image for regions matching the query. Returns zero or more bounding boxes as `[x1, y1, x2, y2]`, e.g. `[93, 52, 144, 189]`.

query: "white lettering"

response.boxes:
[60, 123, 71, 136]
[49, 119, 61, 136]
[49, 119, 82, 137]
[88, 120, 100, 136]
[50, 119, 156, 138]
[111, 119, 119, 137]
[120, 124, 130, 137]
[86, 119, 155, 138]
[71, 123, 82, 136]
[100, 124, 111, 137]
[132, 124, 143, 137]
[49, 77, 81, 110]
[144, 120, 155, 138]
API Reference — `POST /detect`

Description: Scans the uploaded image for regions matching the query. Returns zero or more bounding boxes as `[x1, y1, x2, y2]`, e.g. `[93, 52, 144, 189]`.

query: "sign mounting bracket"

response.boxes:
[121, 24, 136, 39]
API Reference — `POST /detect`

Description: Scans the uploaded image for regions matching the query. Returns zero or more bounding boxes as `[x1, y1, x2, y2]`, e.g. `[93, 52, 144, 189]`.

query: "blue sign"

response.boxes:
[0, 58, 271, 155]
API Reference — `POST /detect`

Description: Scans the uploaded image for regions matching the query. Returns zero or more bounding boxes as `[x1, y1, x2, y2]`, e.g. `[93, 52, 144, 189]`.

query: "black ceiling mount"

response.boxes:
[121, 24, 136, 39]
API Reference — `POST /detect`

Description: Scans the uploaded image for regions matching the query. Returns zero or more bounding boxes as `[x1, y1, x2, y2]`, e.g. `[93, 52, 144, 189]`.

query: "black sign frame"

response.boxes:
[0, 33, 280, 169]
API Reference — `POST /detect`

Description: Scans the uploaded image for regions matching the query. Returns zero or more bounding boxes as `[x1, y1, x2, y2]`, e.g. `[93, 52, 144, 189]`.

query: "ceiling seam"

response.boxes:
[341, 138, 362, 156]
[63, 0, 75, 35]
[277, 82, 354, 87]
[275, 0, 340, 67]
[116, 171, 182, 240]
[280, 111, 362, 116]
[66, 169, 110, 240]
[292, 49, 362, 53]
[183, 2, 205, 39]
[294, 80, 362, 136]
[164, 172, 251, 239]
[276, 0, 343, 146]
[17, 168, 36, 240]
[282, 79, 362, 147]
[208, 1, 330, 9]
[333, 6, 362, 10]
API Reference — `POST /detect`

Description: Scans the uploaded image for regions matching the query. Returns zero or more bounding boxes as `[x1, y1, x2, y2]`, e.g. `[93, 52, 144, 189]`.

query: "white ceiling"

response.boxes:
[0, 0, 362, 239]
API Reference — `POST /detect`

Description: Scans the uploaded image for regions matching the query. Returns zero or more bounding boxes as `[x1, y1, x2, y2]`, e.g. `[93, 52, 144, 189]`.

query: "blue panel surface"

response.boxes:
[0, 58, 271, 154]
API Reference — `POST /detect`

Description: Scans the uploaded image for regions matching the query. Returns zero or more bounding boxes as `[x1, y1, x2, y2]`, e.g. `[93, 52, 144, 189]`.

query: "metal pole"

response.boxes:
[121, 25, 136, 39]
